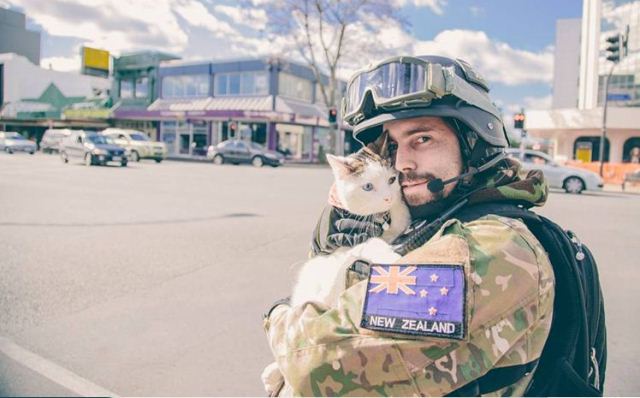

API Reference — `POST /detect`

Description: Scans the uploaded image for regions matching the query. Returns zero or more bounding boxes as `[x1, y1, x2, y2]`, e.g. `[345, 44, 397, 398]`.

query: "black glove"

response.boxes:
[311, 205, 385, 255]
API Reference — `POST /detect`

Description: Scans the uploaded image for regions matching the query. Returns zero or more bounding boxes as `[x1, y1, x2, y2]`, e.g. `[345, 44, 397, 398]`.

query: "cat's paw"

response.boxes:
[357, 237, 401, 264]
[261, 362, 284, 395]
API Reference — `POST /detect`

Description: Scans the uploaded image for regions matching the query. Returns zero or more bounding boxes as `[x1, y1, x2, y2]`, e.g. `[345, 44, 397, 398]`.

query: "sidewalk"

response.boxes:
[603, 183, 640, 194]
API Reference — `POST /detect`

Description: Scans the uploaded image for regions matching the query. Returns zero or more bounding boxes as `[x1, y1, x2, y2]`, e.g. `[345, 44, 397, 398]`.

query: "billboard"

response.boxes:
[81, 47, 110, 78]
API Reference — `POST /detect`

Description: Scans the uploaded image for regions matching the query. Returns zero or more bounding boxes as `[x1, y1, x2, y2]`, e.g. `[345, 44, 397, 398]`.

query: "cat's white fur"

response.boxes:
[261, 151, 411, 394]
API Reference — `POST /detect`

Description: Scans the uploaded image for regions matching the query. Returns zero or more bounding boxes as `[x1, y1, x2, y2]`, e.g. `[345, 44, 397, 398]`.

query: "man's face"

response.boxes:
[384, 116, 463, 207]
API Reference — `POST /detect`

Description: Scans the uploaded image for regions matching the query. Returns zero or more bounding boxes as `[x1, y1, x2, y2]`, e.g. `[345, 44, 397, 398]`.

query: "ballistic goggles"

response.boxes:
[342, 56, 501, 127]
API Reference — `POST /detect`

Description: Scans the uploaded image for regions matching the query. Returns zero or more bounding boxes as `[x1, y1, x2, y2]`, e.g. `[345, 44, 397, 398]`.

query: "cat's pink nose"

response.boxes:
[384, 197, 391, 202]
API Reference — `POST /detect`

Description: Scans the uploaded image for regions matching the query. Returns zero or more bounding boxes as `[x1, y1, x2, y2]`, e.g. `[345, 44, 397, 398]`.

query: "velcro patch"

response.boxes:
[361, 264, 466, 340]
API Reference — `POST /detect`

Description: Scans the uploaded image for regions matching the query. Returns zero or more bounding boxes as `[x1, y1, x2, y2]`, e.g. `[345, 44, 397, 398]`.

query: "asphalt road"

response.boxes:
[0, 152, 638, 396]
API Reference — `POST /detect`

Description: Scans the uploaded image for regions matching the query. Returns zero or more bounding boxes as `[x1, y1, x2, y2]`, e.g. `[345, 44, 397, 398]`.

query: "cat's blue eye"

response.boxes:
[388, 176, 396, 185]
[362, 183, 374, 191]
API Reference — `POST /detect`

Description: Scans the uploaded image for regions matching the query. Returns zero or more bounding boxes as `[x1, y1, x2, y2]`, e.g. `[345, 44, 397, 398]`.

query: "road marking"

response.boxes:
[0, 335, 118, 397]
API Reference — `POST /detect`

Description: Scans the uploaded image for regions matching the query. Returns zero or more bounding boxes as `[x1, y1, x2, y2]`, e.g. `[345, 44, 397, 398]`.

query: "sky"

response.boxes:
[0, 0, 584, 120]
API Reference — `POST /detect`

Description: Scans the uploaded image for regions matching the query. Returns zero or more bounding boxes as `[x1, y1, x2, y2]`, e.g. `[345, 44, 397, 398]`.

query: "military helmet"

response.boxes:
[342, 55, 509, 166]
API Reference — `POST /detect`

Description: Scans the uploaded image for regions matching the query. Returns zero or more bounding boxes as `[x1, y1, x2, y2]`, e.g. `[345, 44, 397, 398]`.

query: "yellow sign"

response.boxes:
[82, 47, 110, 71]
[63, 108, 111, 119]
[575, 144, 593, 163]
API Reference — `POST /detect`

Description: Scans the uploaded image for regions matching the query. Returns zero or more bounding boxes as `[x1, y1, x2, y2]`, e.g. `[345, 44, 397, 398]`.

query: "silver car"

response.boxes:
[41, 129, 72, 154]
[506, 149, 603, 194]
[0, 131, 37, 154]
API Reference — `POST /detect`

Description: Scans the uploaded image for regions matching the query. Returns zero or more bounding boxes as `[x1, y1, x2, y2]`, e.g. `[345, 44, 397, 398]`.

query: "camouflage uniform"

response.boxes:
[264, 161, 555, 396]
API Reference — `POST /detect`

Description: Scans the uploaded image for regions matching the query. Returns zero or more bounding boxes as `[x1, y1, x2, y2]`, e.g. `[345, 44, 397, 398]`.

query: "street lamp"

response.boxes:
[599, 26, 629, 176]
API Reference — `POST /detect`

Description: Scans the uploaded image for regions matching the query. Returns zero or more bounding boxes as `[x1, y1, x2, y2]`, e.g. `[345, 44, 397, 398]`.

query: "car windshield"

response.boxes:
[250, 142, 265, 151]
[6, 133, 25, 140]
[130, 133, 149, 141]
[86, 135, 111, 145]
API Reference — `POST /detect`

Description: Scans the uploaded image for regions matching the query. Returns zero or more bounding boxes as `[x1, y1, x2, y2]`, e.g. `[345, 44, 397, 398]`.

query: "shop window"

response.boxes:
[162, 75, 210, 98]
[214, 72, 268, 96]
[623, 137, 640, 163]
[120, 79, 133, 98]
[279, 72, 313, 102]
[573, 136, 610, 162]
[135, 77, 148, 99]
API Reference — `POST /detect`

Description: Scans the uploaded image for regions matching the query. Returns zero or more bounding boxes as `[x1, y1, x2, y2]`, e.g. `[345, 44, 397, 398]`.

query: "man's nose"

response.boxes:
[394, 144, 416, 172]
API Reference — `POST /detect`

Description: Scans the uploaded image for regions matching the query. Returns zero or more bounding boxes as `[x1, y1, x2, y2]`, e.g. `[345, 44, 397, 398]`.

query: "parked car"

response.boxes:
[0, 131, 37, 154]
[506, 149, 603, 194]
[41, 129, 72, 153]
[206, 140, 284, 167]
[101, 128, 167, 163]
[60, 130, 128, 167]
[623, 169, 640, 190]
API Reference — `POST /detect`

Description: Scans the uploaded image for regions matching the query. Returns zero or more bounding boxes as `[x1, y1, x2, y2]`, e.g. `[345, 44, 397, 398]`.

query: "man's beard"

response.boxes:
[399, 170, 444, 207]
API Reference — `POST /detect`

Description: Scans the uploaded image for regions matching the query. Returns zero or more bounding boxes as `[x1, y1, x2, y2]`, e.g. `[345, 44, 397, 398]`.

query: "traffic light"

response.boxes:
[514, 113, 525, 129]
[606, 34, 623, 63]
[328, 107, 337, 124]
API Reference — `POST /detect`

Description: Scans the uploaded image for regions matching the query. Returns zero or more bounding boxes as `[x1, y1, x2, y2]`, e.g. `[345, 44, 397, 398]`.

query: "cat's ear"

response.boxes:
[367, 132, 389, 160]
[326, 154, 356, 178]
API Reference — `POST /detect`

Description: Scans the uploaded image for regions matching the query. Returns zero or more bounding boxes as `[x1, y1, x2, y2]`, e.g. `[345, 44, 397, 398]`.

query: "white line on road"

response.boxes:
[0, 335, 118, 397]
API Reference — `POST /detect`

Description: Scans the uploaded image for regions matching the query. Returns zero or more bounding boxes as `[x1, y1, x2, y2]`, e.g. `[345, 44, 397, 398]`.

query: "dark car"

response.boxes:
[60, 130, 128, 167]
[206, 140, 284, 167]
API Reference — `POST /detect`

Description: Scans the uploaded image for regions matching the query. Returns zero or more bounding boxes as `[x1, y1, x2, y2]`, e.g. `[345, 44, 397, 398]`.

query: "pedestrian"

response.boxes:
[263, 55, 606, 396]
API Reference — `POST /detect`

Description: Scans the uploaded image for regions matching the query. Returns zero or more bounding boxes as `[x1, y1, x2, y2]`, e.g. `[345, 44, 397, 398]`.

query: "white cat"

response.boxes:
[290, 149, 411, 308]
[261, 148, 411, 395]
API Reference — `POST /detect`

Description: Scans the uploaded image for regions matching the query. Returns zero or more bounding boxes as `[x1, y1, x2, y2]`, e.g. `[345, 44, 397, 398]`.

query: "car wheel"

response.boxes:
[213, 154, 224, 165]
[252, 156, 264, 167]
[84, 153, 93, 167]
[29, 151, 34, 155]
[61, 151, 68, 163]
[155, 159, 162, 163]
[130, 151, 140, 162]
[563, 176, 585, 194]
[6, 147, 13, 154]
[121, 160, 128, 167]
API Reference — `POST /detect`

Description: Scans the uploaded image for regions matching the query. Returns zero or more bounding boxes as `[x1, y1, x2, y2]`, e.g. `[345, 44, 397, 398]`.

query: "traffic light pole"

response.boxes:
[599, 63, 616, 177]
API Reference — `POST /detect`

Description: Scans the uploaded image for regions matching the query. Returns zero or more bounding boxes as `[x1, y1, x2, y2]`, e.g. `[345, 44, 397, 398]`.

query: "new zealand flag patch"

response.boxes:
[361, 264, 466, 340]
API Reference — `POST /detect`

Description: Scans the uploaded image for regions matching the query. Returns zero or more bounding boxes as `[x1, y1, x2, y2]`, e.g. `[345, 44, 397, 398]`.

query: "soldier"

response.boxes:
[263, 55, 555, 396]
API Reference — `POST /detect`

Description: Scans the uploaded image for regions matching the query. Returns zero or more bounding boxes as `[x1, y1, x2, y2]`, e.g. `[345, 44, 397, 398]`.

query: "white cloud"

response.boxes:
[173, 0, 237, 36]
[394, 0, 447, 15]
[413, 29, 553, 86]
[213, 4, 267, 31]
[40, 56, 79, 72]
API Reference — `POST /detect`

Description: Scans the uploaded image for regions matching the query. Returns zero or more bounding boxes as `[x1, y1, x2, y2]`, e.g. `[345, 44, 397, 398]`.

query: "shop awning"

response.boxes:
[148, 97, 213, 112]
[275, 97, 326, 119]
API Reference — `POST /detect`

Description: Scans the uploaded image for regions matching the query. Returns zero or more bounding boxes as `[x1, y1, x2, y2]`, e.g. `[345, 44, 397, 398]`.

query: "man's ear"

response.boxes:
[326, 154, 355, 179]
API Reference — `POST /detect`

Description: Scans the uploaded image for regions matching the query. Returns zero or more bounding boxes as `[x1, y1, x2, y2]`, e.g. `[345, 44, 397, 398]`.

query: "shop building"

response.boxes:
[527, 0, 640, 165]
[0, 53, 111, 141]
[114, 57, 343, 161]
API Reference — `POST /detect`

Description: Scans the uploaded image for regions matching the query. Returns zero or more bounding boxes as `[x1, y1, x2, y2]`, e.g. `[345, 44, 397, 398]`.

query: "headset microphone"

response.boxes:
[425, 153, 508, 194]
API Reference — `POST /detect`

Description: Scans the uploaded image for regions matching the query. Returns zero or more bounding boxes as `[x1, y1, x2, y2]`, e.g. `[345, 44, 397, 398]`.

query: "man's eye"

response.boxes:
[388, 142, 398, 152]
[362, 183, 374, 191]
[417, 136, 431, 144]
[388, 176, 396, 185]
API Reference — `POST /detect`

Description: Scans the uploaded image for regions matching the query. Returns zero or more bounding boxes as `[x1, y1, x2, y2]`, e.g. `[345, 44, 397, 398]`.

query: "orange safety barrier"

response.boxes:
[565, 161, 640, 185]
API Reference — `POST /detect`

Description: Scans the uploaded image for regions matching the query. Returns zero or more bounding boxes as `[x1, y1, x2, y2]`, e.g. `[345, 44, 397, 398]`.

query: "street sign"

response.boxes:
[607, 93, 631, 101]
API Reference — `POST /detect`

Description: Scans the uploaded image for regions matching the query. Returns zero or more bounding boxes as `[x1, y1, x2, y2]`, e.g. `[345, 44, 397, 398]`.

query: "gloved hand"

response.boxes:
[311, 205, 385, 255]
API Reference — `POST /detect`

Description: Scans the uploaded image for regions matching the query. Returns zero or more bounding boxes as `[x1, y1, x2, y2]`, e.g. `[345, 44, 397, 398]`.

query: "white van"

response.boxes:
[101, 128, 167, 163]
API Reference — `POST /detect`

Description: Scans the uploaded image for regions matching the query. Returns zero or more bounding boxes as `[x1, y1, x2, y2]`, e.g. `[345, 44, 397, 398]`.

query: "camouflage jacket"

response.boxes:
[264, 160, 555, 396]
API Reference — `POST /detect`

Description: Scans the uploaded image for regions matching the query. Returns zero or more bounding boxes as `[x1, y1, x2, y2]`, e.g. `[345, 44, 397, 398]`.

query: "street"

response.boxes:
[0, 152, 638, 396]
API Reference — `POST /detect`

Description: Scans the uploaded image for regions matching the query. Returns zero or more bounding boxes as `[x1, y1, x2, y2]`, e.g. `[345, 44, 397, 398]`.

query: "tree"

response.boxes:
[255, 0, 409, 154]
